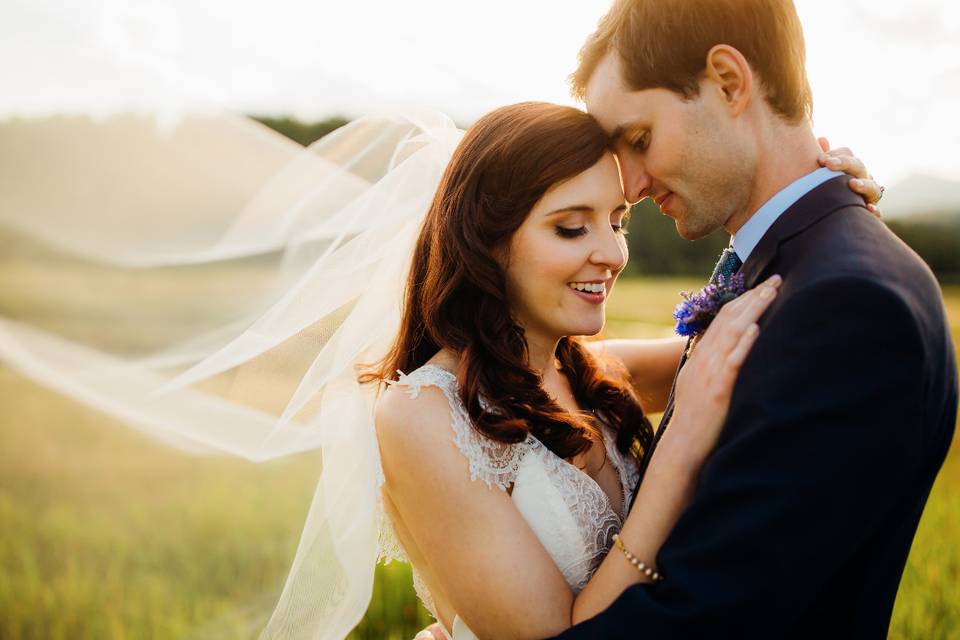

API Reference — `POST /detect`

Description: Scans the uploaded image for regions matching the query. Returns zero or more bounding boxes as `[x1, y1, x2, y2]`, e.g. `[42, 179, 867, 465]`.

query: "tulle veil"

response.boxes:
[0, 107, 464, 638]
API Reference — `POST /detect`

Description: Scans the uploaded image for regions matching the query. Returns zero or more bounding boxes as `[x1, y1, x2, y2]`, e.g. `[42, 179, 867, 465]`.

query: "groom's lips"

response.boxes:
[656, 192, 675, 214]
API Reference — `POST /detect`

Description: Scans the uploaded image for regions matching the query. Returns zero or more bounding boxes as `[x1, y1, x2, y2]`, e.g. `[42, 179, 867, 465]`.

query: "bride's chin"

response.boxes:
[560, 319, 605, 338]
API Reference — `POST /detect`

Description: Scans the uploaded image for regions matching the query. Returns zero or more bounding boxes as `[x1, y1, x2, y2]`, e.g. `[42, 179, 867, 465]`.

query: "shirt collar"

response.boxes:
[732, 167, 844, 263]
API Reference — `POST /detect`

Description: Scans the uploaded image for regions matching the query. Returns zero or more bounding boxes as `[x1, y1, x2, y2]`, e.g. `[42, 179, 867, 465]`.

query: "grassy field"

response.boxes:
[0, 275, 957, 639]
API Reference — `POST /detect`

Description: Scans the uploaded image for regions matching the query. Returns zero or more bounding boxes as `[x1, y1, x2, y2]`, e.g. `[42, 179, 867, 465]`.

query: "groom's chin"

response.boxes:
[674, 221, 706, 242]
[673, 215, 720, 242]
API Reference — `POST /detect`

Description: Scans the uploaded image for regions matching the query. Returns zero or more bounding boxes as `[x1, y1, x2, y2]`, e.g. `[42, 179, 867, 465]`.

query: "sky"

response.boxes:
[2, 0, 959, 184]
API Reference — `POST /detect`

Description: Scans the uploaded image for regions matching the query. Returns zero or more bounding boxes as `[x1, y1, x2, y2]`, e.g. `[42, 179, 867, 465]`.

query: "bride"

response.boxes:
[366, 102, 878, 640]
[0, 103, 880, 639]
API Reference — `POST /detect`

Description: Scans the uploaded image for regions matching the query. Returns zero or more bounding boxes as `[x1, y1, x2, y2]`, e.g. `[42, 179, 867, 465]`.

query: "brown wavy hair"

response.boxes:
[362, 102, 653, 461]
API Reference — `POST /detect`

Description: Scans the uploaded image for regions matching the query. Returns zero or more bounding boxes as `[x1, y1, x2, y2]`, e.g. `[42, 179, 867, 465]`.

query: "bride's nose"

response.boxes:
[589, 227, 628, 272]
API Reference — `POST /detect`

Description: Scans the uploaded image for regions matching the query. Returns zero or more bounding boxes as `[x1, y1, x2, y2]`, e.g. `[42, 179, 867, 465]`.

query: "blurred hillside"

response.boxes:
[882, 174, 960, 222]
[252, 114, 960, 283]
[1, 113, 955, 282]
[250, 114, 350, 147]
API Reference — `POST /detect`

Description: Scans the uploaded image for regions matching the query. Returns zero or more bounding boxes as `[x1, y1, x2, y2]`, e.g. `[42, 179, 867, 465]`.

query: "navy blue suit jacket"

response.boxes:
[553, 176, 958, 639]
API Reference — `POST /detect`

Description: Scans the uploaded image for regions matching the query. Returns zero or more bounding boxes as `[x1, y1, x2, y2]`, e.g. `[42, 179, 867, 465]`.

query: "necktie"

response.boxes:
[709, 247, 743, 285]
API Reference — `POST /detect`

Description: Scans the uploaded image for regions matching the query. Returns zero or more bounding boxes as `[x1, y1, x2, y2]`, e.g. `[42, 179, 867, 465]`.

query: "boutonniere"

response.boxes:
[673, 274, 746, 355]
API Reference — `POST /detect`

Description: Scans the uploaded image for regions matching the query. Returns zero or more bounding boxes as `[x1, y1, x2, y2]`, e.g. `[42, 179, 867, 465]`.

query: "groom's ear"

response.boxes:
[703, 44, 754, 118]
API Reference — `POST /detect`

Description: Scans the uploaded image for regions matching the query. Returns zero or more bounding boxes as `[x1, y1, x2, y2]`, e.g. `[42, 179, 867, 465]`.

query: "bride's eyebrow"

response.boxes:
[545, 205, 593, 216]
[546, 204, 628, 216]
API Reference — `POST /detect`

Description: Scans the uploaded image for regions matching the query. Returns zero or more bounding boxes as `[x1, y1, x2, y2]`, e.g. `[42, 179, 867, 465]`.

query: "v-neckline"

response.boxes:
[561, 427, 629, 521]
[417, 364, 631, 521]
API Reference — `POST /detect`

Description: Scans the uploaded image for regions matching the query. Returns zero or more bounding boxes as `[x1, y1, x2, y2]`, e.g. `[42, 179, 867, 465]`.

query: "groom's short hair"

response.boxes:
[572, 0, 813, 123]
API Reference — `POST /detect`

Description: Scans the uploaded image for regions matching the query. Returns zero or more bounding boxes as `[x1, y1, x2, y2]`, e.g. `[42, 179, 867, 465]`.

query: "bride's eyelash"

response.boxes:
[555, 226, 587, 238]
[555, 224, 630, 238]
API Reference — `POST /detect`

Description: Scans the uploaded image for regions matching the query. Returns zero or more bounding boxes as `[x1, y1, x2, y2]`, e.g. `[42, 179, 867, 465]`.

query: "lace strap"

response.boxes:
[387, 364, 528, 490]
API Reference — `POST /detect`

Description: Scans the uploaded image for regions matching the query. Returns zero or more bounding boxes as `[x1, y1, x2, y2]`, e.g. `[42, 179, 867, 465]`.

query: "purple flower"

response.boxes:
[674, 274, 746, 337]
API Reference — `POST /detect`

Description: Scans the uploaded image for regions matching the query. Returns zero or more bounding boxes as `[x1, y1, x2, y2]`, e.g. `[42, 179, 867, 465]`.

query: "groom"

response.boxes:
[552, 0, 958, 638]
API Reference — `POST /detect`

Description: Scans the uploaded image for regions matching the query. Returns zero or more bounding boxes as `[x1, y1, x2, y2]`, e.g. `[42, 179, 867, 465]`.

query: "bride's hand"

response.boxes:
[666, 275, 783, 465]
[817, 137, 885, 218]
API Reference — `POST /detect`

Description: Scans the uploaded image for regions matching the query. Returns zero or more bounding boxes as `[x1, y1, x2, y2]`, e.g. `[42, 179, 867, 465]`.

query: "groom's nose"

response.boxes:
[618, 154, 652, 205]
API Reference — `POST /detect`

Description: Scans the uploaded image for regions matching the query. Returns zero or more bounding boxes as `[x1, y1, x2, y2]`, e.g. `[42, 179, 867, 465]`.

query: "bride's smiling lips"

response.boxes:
[567, 278, 611, 305]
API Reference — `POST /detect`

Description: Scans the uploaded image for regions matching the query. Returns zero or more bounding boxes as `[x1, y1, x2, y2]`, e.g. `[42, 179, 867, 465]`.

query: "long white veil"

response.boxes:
[0, 107, 463, 638]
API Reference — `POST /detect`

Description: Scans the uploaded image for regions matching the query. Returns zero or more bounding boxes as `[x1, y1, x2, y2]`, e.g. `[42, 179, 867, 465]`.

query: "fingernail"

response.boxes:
[826, 158, 841, 167]
[851, 178, 863, 188]
[767, 274, 783, 286]
[747, 324, 760, 337]
[414, 632, 433, 640]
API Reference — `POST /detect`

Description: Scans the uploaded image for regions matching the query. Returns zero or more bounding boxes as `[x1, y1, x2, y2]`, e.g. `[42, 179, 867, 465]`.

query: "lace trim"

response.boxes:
[386, 365, 532, 490]
[375, 365, 530, 574]
[521, 429, 635, 592]
[376, 494, 405, 566]
[601, 421, 640, 521]
[374, 429, 405, 565]
[375, 363, 640, 604]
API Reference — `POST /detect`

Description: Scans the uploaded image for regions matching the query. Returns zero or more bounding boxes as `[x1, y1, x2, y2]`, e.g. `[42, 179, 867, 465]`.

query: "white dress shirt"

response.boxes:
[732, 167, 844, 263]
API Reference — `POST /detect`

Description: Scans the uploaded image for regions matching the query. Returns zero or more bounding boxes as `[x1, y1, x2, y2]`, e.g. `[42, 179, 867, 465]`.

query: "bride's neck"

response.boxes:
[524, 332, 563, 381]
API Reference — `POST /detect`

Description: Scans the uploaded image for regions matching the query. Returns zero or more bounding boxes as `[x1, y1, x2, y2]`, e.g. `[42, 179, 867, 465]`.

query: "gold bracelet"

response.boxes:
[612, 533, 663, 582]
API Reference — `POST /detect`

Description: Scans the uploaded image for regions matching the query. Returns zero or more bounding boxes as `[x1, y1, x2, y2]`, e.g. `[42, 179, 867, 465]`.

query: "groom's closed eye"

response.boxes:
[628, 131, 650, 151]
[609, 122, 649, 150]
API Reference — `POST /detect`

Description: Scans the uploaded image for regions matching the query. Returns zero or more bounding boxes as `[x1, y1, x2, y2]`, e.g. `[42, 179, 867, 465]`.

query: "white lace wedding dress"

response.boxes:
[379, 364, 640, 640]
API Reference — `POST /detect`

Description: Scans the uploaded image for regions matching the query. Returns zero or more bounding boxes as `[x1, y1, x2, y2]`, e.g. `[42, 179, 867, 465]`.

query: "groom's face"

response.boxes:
[584, 53, 754, 240]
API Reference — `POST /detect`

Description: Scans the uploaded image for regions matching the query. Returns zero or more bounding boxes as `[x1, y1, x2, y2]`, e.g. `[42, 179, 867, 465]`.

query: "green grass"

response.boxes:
[0, 274, 957, 639]
[0, 369, 323, 639]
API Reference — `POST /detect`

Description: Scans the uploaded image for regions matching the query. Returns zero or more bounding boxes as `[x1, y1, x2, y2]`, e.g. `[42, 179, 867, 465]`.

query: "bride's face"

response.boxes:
[504, 153, 629, 343]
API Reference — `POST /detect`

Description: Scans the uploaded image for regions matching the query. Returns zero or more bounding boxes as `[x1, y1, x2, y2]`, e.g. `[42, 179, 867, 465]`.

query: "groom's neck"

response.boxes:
[723, 118, 822, 236]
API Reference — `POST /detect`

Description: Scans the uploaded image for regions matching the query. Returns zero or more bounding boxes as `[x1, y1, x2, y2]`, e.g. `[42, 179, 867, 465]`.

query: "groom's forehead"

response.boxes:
[585, 54, 656, 136]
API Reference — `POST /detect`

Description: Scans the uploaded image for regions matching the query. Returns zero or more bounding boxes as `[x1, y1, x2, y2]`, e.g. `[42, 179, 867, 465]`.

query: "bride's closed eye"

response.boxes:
[554, 223, 629, 238]
[555, 226, 589, 238]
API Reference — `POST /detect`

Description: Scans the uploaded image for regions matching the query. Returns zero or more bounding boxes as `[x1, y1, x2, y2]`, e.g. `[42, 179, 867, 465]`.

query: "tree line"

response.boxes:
[253, 115, 960, 283]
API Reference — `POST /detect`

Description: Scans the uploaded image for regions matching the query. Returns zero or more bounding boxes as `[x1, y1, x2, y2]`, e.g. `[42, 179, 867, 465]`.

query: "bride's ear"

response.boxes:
[703, 45, 753, 118]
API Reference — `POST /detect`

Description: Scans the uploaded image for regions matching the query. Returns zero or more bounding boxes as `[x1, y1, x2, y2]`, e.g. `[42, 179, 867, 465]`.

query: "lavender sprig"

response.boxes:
[673, 273, 746, 337]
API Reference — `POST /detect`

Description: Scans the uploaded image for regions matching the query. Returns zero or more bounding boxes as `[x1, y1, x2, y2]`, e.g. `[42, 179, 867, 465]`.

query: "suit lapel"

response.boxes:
[629, 338, 689, 507]
[740, 175, 865, 287]
[631, 176, 866, 501]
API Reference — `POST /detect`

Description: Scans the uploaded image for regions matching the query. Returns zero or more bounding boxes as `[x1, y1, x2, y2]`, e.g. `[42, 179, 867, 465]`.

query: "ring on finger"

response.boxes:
[875, 185, 885, 203]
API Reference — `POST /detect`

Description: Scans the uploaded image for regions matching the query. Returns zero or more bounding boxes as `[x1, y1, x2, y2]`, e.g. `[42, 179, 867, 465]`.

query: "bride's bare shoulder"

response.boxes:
[374, 349, 460, 453]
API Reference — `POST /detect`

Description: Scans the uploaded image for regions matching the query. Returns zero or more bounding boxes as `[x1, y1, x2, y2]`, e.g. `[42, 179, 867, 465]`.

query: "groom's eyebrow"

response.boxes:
[609, 121, 643, 144]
